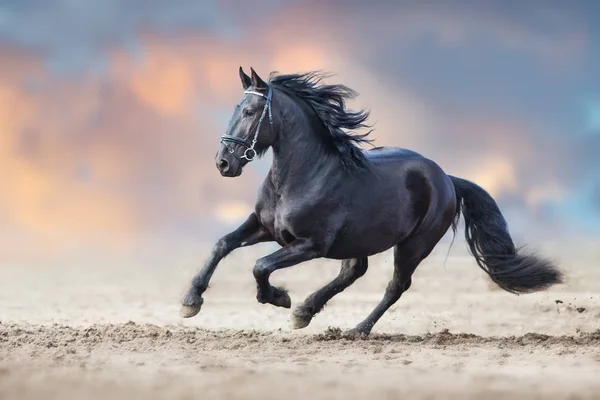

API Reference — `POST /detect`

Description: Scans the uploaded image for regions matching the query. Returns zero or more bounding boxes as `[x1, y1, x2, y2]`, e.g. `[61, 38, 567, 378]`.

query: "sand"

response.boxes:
[1, 241, 600, 399]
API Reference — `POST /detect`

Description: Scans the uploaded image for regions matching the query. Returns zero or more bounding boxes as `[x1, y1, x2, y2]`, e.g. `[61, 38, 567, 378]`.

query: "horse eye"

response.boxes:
[243, 109, 255, 117]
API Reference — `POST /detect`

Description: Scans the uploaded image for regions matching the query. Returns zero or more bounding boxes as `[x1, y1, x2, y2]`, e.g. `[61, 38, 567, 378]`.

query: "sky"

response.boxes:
[0, 0, 599, 266]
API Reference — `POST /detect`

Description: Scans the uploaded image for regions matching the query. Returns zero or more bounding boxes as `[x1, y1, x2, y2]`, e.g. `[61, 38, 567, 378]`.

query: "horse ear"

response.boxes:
[239, 66, 251, 89]
[250, 67, 267, 89]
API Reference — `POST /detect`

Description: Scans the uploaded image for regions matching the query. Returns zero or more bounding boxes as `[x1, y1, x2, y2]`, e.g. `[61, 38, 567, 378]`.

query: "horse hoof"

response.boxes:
[180, 289, 204, 318]
[343, 328, 370, 339]
[290, 307, 312, 329]
[180, 304, 201, 318]
[271, 286, 292, 308]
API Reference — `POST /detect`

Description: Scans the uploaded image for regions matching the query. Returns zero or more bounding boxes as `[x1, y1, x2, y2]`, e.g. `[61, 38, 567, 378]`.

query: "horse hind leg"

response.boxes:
[345, 238, 433, 337]
[291, 257, 368, 329]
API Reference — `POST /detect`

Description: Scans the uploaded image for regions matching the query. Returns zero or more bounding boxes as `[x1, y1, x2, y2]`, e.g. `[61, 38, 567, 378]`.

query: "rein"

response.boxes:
[220, 84, 273, 162]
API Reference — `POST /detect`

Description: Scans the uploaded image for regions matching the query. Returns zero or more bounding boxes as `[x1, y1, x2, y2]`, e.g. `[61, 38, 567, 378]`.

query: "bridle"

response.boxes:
[220, 83, 273, 162]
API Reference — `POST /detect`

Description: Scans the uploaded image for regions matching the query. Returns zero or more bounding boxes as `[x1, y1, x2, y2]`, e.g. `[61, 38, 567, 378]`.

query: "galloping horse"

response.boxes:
[180, 67, 563, 336]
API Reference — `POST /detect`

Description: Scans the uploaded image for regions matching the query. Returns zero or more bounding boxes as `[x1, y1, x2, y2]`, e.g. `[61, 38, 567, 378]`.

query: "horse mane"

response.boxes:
[268, 71, 374, 172]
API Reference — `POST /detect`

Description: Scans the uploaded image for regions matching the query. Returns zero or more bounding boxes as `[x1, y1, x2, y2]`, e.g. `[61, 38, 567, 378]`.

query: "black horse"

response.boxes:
[180, 67, 563, 336]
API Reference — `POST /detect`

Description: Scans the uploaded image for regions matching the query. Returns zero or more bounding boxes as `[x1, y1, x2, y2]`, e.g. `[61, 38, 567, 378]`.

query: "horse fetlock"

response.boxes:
[257, 285, 291, 308]
[271, 286, 292, 308]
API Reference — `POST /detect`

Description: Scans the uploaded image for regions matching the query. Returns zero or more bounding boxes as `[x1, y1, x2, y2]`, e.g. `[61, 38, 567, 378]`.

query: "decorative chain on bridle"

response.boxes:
[220, 84, 273, 162]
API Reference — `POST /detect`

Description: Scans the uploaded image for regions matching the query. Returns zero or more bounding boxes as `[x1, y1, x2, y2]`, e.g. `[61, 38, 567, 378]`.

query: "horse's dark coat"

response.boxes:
[180, 67, 563, 335]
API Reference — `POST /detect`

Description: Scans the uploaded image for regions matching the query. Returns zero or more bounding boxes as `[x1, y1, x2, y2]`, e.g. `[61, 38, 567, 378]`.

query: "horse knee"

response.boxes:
[214, 237, 234, 255]
[253, 259, 270, 279]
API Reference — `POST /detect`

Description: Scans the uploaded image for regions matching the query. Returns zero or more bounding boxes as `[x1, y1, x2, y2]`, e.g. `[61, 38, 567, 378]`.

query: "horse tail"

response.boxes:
[449, 175, 563, 294]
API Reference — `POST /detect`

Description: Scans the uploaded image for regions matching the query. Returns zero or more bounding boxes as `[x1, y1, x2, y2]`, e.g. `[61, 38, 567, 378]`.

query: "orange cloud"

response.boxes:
[463, 155, 519, 197]
[0, 71, 139, 237]
[0, 30, 346, 262]
[270, 43, 331, 73]
[127, 54, 196, 117]
[214, 201, 254, 225]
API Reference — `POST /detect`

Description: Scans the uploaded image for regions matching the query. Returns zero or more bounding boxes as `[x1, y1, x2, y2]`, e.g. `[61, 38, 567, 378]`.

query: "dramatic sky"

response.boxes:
[1, 0, 599, 264]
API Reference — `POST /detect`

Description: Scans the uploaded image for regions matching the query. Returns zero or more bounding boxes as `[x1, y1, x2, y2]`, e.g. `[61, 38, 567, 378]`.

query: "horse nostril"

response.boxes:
[217, 159, 229, 172]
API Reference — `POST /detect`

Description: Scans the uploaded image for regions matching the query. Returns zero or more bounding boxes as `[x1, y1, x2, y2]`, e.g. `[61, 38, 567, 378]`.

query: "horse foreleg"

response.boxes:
[253, 239, 321, 309]
[180, 213, 272, 318]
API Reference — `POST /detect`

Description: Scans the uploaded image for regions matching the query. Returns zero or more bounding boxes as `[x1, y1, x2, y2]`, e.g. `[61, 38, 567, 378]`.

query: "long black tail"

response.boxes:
[450, 176, 563, 294]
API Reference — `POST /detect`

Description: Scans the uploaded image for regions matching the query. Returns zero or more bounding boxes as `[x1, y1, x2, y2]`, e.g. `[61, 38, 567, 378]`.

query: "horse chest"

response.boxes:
[257, 199, 296, 246]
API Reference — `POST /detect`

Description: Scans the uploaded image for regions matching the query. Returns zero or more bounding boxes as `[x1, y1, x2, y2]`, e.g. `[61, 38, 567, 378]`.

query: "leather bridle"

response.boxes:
[220, 84, 273, 162]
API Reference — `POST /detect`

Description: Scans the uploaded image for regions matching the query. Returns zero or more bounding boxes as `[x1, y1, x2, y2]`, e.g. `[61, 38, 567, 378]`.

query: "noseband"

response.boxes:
[220, 84, 273, 162]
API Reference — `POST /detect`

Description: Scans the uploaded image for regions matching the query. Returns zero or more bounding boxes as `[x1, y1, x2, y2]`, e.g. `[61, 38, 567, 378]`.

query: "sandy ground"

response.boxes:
[1, 240, 600, 399]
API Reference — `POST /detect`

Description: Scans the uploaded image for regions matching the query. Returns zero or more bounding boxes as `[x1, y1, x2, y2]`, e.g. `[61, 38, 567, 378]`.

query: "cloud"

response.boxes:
[271, 0, 589, 65]
[214, 201, 254, 225]
[0, 0, 231, 72]
[0, 26, 354, 262]
[2, 0, 591, 73]
[1, 0, 599, 265]
[0, 43, 242, 259]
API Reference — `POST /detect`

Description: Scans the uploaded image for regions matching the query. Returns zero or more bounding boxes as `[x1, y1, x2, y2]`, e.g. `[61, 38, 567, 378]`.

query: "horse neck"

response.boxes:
[269, 100, 340, 191]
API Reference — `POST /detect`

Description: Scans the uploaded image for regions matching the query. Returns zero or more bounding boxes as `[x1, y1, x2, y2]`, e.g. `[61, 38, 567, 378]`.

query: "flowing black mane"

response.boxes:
[269, 71, 374, 171]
